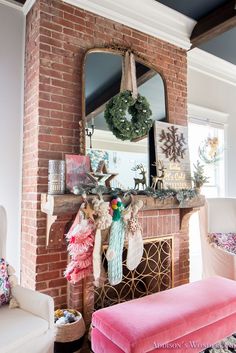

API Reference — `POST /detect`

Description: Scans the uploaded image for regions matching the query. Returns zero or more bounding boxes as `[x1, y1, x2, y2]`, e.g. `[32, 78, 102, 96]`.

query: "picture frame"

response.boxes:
[154, 121, 192, 189]
[65, 154, 92, 192]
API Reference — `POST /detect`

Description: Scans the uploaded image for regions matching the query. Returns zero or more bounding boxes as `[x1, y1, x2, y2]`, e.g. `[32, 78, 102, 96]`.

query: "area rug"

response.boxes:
[202, 334, 236, 353]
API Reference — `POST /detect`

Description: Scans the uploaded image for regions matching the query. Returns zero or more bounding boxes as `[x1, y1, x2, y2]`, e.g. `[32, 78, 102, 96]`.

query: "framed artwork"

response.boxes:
[154, 121, 191, 189]
[87, 149, 109, 172]
[65, 154, 92, 192]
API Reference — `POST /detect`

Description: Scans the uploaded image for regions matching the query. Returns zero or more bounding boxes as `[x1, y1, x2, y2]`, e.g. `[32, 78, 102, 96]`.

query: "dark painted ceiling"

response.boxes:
[5, 0, 26, 4]
[157, 0, 229, 21]
[157, 0, 236, 65]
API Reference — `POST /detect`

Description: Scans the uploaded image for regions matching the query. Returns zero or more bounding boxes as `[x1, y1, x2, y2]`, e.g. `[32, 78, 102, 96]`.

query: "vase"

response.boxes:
[194, 186, 201, 195]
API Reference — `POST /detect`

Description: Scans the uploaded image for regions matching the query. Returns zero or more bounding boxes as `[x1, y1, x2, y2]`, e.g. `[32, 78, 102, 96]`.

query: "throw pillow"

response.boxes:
[6, 263, 19, 309]
[0, 258, 10, 306]
[208, 232, 236, 255]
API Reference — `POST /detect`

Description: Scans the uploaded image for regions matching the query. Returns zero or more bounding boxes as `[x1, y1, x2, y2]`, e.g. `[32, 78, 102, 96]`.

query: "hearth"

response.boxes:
[94, 236, 173, 310]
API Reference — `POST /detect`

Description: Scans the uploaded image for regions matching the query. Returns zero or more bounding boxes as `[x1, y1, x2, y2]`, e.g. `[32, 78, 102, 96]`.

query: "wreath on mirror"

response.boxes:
[104, 90, 153, 141]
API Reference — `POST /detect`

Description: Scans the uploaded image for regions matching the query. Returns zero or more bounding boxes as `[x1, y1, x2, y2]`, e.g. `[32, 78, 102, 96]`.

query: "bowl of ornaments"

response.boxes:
[54, 309, 86, 352]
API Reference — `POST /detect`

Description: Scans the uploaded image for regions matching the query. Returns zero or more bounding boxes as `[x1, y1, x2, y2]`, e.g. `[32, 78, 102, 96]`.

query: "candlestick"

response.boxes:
[85, 119, 95, 149]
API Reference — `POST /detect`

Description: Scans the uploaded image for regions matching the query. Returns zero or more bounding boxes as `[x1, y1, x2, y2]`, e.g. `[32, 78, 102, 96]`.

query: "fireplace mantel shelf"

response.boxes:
[41, 193, 205, 216]
[40, 193, 205, 247]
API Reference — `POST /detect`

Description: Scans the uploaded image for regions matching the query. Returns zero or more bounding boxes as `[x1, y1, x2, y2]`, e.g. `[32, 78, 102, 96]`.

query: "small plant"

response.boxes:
[192, 160, 209, 190]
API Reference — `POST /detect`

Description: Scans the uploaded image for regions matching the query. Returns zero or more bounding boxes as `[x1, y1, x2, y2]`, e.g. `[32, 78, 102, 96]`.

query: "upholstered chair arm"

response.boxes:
[11, 285, 54, 329]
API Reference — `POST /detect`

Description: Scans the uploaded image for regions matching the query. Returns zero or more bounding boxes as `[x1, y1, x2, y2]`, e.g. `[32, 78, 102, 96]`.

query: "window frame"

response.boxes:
[188, 104, 228, 197]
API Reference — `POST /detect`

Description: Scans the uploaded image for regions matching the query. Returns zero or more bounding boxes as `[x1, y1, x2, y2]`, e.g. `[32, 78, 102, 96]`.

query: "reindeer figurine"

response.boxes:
[132, 164, 147, 190]
[151, 160, 166, 190]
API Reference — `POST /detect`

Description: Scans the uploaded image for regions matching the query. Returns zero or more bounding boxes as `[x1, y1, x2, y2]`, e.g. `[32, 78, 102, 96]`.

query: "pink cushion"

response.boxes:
[92, 312, 236, 353]
[92, 277, 236, 353]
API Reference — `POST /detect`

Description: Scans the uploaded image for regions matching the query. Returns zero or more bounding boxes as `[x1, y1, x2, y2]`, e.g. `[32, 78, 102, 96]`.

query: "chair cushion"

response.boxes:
[0, 305, 49, 353]
[0, 258, 10, 306]
[92, 277, 236, 353]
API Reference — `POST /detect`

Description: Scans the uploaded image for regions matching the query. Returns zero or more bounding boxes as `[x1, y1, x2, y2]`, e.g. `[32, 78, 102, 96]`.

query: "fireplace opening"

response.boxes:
[94, 236, 174, 310]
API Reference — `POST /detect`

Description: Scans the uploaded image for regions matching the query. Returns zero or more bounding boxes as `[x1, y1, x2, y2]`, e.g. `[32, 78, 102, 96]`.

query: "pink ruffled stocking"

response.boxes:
[65, 206, 95, 284]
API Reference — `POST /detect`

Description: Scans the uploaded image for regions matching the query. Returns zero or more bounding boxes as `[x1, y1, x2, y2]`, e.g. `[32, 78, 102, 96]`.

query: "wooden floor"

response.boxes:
[81, 341, 92, 353]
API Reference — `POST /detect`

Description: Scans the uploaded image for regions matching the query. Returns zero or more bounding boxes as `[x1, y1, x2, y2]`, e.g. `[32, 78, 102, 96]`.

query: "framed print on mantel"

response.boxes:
[65, 154, 92, 192]
[154, 121, 191, 189]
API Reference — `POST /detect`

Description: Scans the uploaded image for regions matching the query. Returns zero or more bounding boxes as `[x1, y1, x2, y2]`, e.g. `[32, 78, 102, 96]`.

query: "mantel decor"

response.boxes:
[191, 160, 209, 192]
[41, 189, 205, 247]
[65, 154, 92, 193]
[154, 121, 192, 189]
[48, 160, 65, 195]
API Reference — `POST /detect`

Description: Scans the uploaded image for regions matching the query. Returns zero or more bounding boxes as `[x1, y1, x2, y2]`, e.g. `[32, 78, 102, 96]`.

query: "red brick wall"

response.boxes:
[23, 0, 188, 310]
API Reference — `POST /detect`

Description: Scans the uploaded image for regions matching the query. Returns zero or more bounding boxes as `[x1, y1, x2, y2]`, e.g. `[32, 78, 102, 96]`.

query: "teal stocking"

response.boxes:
[106, 218, 125, 286]
[106, 196, 125, 285]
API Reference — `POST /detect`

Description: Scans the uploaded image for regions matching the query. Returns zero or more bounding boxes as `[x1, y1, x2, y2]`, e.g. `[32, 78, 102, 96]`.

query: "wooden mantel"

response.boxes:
[41, 193, 205, 216]
[41, 193, 205, 247]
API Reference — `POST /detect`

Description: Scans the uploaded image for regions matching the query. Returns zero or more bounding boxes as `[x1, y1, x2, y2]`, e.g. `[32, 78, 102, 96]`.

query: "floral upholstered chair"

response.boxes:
[199, 198, 236, 279]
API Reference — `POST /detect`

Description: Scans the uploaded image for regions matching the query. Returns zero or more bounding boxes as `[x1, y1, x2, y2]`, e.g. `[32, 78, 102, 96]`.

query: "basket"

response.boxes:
[54, 310, 86, 344]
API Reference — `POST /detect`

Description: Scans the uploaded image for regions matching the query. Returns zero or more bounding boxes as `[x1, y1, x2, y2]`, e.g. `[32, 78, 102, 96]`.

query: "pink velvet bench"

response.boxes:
[91, 277, 236, 353]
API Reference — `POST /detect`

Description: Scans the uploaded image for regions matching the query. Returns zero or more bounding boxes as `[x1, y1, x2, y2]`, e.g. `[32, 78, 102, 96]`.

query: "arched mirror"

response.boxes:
[84, 50, 167, 189]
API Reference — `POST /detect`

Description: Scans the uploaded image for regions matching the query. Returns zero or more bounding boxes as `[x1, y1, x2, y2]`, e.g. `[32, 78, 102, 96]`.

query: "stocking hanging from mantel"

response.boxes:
[120, 51, 138, 99]
[64, 205, 95, 284]
[92, 198, 112, 288]
[106, 197, 125, 286]
[123, 198, 144, 271]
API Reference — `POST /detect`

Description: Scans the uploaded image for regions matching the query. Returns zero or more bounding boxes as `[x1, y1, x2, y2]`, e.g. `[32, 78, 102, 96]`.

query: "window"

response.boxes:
[188, 105, 228, 282]
[188, 120, 225, 197]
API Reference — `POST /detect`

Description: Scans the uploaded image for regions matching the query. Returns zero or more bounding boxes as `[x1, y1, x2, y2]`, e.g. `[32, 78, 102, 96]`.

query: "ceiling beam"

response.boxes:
[190, 0, 236, 48]
[86, 64, 155, 120]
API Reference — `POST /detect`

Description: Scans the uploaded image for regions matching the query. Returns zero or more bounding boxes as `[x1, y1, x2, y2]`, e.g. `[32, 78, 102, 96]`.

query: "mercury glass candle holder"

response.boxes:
[48, 160, 65, 195]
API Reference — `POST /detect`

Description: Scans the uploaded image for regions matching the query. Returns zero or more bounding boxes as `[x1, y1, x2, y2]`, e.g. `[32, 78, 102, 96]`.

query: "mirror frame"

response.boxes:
[82, 47, 169, 186]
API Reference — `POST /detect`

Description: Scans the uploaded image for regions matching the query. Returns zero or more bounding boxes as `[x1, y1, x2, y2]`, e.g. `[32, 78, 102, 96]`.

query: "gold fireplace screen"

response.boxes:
[94, 236, 174, 310]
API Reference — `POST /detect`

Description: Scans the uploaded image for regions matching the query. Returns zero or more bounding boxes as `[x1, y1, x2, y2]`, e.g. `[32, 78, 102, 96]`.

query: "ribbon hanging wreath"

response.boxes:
[104, 51, 153, 142]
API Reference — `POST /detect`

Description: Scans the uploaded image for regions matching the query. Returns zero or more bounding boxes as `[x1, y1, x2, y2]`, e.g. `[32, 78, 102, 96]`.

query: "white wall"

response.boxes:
[0, 4, 24, 275]
[188, 69, 236, 197]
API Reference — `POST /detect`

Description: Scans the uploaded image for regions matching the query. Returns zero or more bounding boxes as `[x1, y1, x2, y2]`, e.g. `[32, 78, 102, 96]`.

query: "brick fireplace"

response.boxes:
[22, 0, 192, 319]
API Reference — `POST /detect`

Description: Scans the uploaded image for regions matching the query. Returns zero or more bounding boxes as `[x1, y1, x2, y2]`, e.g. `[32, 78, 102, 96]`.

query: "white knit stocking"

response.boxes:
[126, 227, 143, 271]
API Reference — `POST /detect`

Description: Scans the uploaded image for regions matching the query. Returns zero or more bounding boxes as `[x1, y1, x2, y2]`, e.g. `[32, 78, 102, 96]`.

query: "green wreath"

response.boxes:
[104, 90, 153, 141]
[198, 139, 223, 164]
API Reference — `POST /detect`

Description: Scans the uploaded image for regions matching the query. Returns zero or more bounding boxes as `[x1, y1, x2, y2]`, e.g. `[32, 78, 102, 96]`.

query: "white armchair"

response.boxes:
[0, 286, 54, 353]
[199, 198, 236, 279]
[0, 205, 55, 353]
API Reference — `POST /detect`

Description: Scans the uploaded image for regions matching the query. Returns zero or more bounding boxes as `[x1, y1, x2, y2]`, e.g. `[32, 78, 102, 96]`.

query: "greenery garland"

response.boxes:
[72, 184, 198, 203]
[104, 90, 153, 141]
